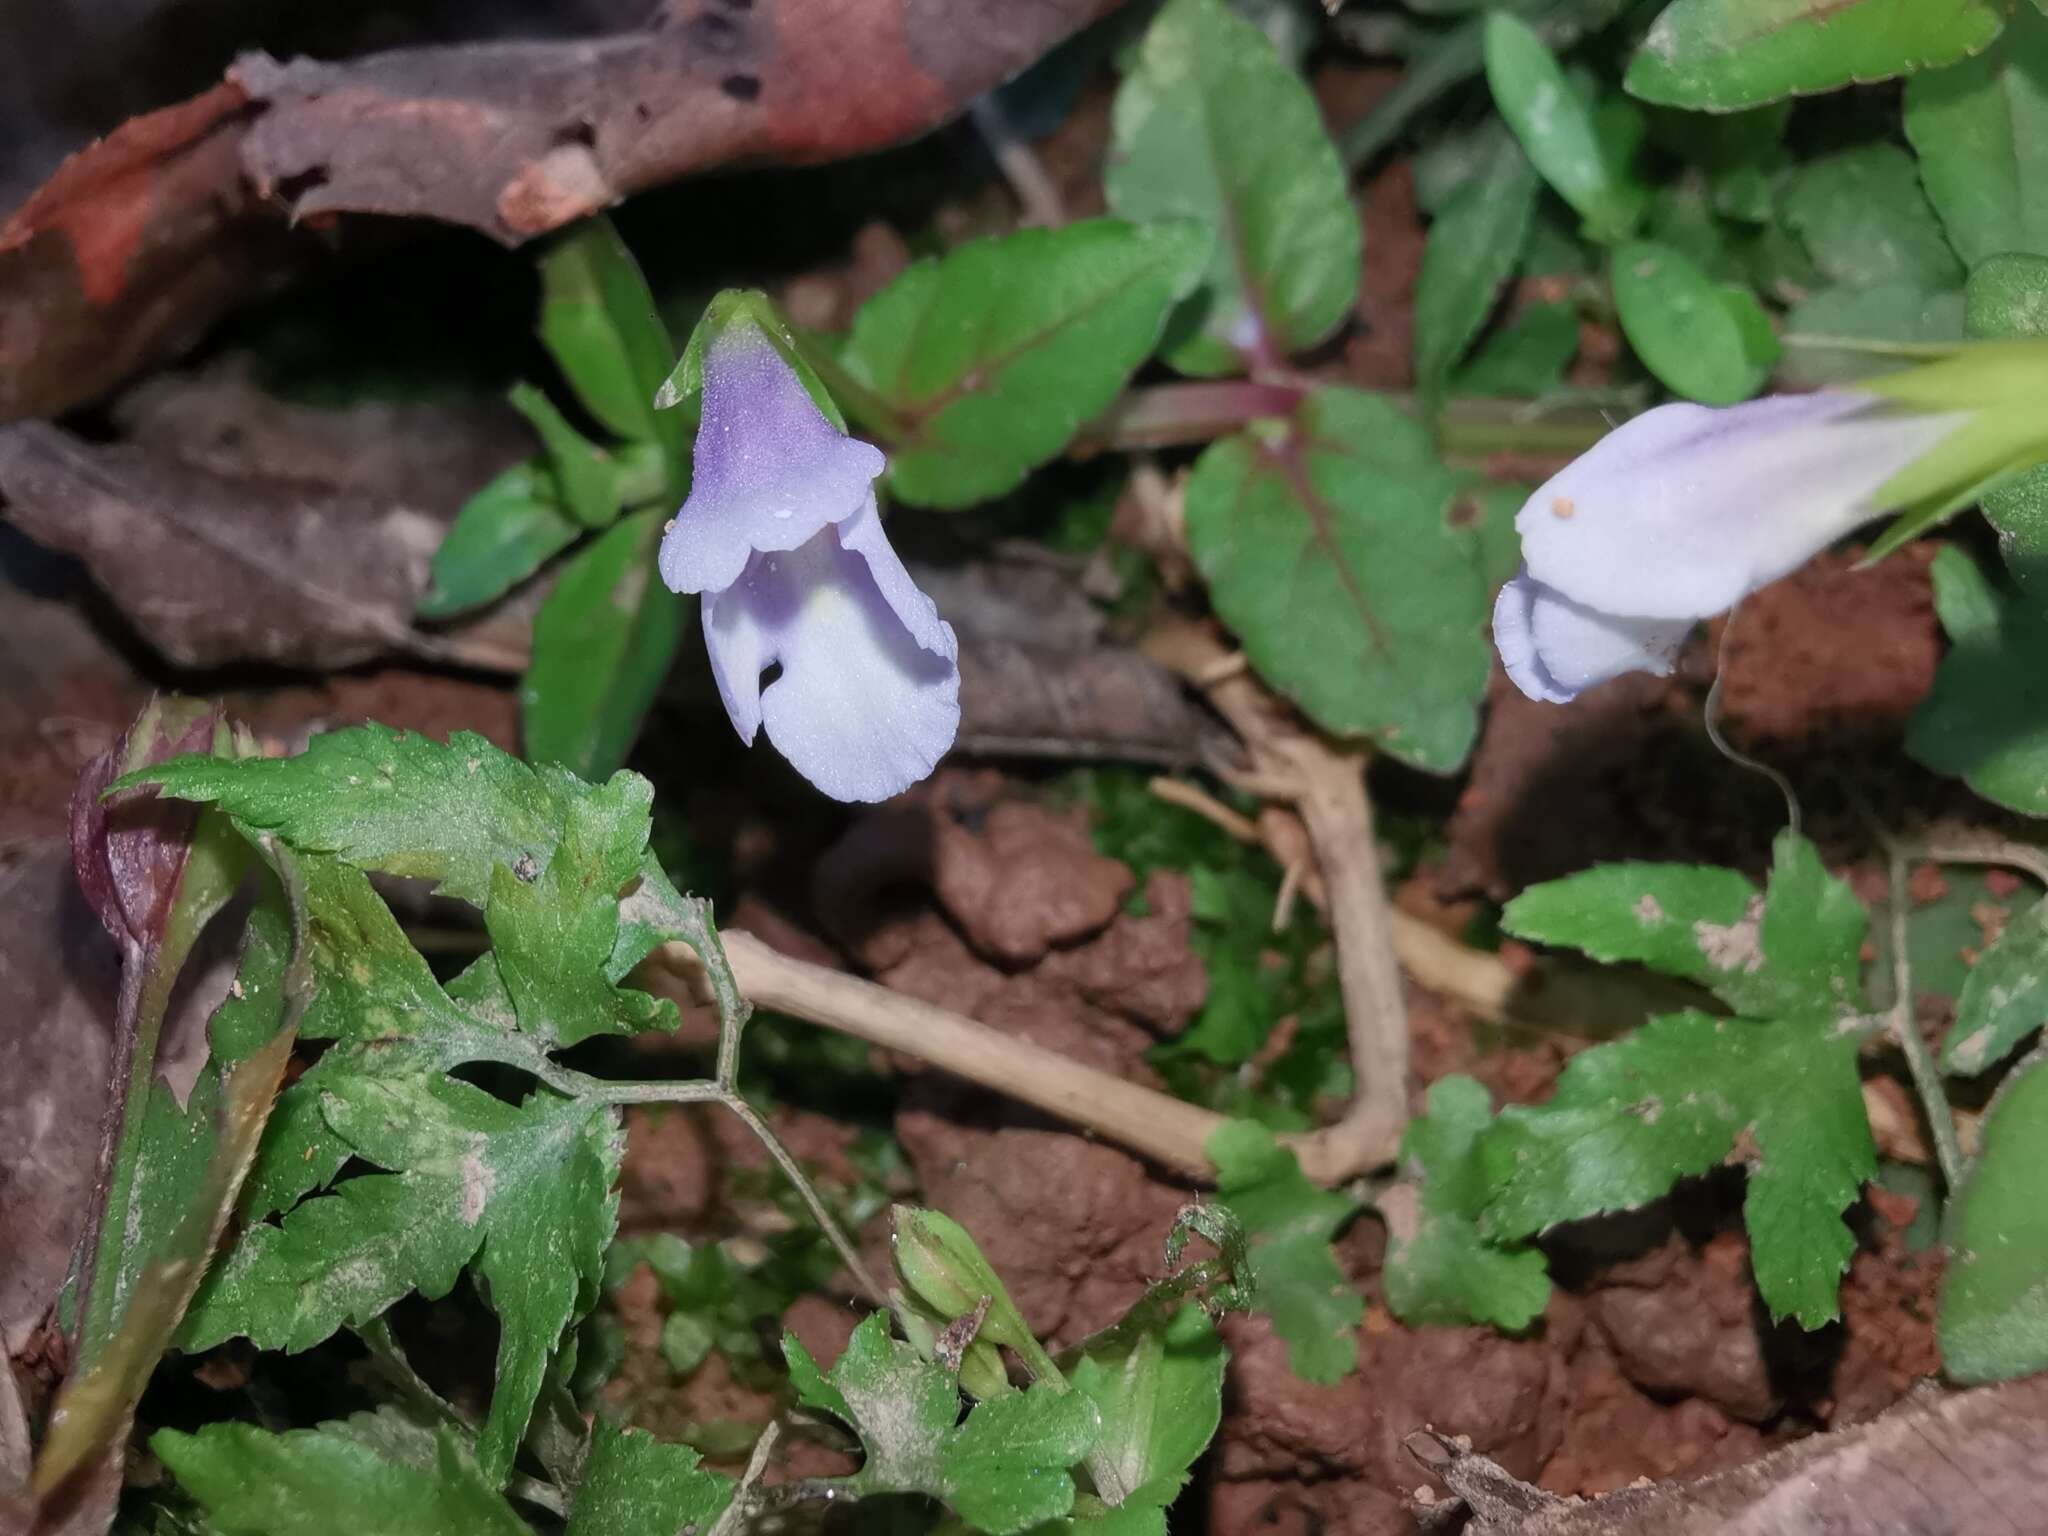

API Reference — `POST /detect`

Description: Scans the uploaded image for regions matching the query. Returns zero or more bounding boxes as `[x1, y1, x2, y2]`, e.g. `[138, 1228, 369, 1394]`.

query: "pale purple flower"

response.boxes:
[1494, 391, 1967, 704]
[658, 320, 959, 802]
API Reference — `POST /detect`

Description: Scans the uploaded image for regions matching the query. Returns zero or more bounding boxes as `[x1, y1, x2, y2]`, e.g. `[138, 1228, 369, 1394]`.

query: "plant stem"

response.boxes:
[716, 1092, 888, 1308]
[1886, 854, 1966, 1189]
[1081, 380, 1305, 450]
[1433, 413, 1612, 458]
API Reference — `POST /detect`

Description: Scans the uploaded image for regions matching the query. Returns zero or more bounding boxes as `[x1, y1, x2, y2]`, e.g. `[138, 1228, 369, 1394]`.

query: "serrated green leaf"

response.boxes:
[1485, 14, 1645, 244]
[838, 220, 1207, 507]
[1205, 1120, 1361, 1382]
[121, 725, 568, 907]
[785, 1314, 1099, 1534]
[565, 1422, 734, 1536]
[1905, 6, 2048, 269]
[1624, 0, 2007, 111]
[1478, 1006, 1873, 1327]
[539, 217, 686, 488]
[1183, 387, 1489, 772]
[154, 1421, 527, 1536]
[1781, 144, 1964, 294]
[1611, 239, 1778, 404]
[485, 772, 674, 1046]
[1107, 0, 1359, 375]
[1909, 546, 2048, 816]
[1066, 1308, 1223, 1517]
[1382, 1076, 1551, 1329]
[508, 383, 627, 531]
[1503, 831, 1865, 1020]
[1413, 140, 1541, 396]
[190, 1077, 621, 1483]
[419, 460, 581, 620]
[1939, 1045, 2048, 1381]
[522, 506, 685, 781]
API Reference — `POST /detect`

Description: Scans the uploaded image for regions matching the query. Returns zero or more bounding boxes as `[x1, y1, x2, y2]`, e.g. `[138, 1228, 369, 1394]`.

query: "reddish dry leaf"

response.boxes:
[0, 0, 1124, 419]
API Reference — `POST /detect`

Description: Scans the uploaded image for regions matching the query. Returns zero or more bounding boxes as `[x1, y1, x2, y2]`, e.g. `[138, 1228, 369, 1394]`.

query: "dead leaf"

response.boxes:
[1, 0, 1125, 420]
[1418, 1372, 2048, 1534]
[0, 421, 524, 672]
[918, 558, 1229, 768]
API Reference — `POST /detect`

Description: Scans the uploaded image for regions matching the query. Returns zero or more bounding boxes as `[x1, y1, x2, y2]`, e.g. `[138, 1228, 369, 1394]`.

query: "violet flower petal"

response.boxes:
[657, 321, 885, 597]
[702, 496, 959, 803]
[1518, 392, 1969, 622]
[1493, 568, 1691, 704]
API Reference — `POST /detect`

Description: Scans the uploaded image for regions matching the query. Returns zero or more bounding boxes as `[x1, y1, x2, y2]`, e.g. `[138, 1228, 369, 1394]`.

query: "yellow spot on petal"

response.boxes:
[1551, 496, 1575, 519]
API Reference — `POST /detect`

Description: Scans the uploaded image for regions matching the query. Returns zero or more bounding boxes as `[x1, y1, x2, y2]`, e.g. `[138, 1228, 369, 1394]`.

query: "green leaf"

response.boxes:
[1381, 1076, 1551, 1329]
[508, 383, 626, 531]
[1624, 0, 2008, 111]
[1939, 1045, 2048, 1381]
[1479, 1006, 1874, 1328]
[538, 217, 686, 489]
[1485, 13, 1645, 244]
[1780, 282, 1965, 387]
[121, 724, 570, 907]
[418, 460, 581, 620]
[1965, 255, 2048, 592]
[1182, 387, 1490, 772]
[1946, 897, 2048, 1074]
[1058, 1306, 1222, 1528]
[1610, 239, 1778, 404]
[154, 1420, 527, 1536]
[1908, 545, 2048, 816]
[1781, 144, 1964, 294]
[1492, 835, 1875, 1327]
[565, 1422, 734, 1536]
[1205, 1120, 1361, 1383]
[838, 220, 1207, 507]
[659, 289, 847, 432]
[1503, 830, 1866, 1021]
[1107, 0, 1360, 374]
[1413, 140, 1541, 396]
[190, 1077, 622, 1483]
[485, 771, 674, 1046]
[1905, 6, 2048, 269]
[522, 507, 685, 781]
[785, 1314, 1100, 1534]
[1451, 302, 1580, 397]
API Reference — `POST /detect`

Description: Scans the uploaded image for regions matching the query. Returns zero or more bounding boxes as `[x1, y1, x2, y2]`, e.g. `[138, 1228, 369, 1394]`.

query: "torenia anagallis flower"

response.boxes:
[657, 315, 959, 801]
[1494, 390, 1970, 703]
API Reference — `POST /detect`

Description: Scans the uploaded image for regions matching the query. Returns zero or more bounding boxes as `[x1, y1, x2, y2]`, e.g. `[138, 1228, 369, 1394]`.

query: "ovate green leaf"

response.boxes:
[839, 220, 1207, 507]
[1781, 145, 1964, 293]
[1611, 239, 1778, 404]
[1107, 0, 1360, 375]
[418, 460, 581, 620]
[1905, 6, 2048, 268]
[522, 507, 685, 781]
[1908, 546, 2048, 816]
[1485, 14, 1645, 244]
[1413, 140, 1541, 396]
[1946, 896, 2048, 1075]
[1183, 387, 1490, 772]
[1940, 1046, 2048, 1381]
[538, 217, 686, 487]
[1625, 0, 2008, 111]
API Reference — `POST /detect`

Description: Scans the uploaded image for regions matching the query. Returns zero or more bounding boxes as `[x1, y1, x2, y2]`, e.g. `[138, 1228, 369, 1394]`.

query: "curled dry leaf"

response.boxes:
[0, 0, 1125, 419]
